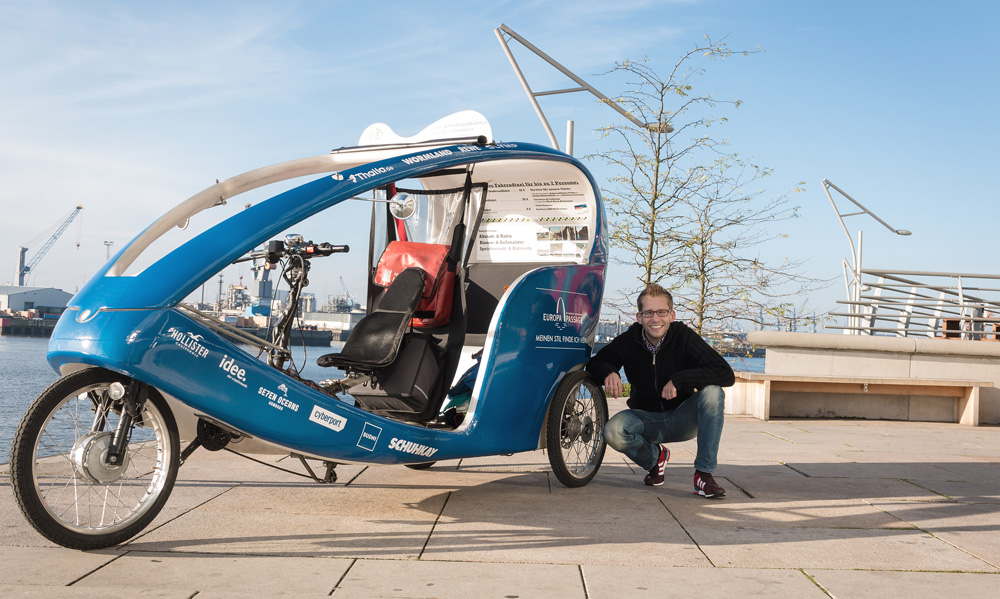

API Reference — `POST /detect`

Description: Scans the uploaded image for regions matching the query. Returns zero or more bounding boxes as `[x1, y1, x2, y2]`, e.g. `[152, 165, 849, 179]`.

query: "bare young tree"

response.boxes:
[666, 156, 822, 334]
[590, 38, 824, 333]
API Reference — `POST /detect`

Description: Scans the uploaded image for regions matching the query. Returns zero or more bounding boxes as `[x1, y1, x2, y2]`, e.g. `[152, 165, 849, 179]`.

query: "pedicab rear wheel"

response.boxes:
[405, 462, 436, 470]
[10, 368, 180, 550]
[545, 370, 607, 487]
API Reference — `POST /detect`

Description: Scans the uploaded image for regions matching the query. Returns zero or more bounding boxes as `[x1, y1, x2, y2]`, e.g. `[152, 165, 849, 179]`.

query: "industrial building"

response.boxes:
[0, 286, 73, 313]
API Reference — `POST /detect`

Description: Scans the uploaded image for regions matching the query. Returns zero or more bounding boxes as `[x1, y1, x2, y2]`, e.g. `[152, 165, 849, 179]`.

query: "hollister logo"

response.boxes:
[388, 437, 439, 458]
[166, 327, 210, 359]
[309, 405, 347, 432]
[357, 422, 382, 452]
[218, 354, 248, 388]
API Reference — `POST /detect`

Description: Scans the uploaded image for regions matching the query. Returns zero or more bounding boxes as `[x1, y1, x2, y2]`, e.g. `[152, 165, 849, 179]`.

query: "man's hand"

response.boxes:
[661, 380, 678, 400]
[604, 372, 624, 398]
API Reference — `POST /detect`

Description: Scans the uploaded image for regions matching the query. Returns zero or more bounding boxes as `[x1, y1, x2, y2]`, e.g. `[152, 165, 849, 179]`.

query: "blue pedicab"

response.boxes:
[9, 112, 610, 550]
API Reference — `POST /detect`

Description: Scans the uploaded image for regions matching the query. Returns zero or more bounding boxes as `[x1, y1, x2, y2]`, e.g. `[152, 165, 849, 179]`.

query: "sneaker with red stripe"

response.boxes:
[643, 445, 669, 486]
[693, 471, 726, 498]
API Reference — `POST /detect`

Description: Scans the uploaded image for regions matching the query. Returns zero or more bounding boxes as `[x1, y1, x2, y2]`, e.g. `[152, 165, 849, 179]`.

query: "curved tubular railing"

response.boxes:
[829, 270, 1000, 340]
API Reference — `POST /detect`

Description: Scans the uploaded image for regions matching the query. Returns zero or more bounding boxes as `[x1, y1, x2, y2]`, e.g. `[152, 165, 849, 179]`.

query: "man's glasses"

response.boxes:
[639, 309, 673, 318]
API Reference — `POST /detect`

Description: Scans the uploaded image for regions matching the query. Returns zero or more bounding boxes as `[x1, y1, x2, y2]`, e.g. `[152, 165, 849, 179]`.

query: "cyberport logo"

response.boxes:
[309, 405, 347, 432]
[357, 422, 382, 452]
[165, 327, 210, 359]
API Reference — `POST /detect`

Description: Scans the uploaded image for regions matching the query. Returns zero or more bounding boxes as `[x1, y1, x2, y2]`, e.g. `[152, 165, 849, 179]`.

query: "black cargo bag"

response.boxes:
[350, 333, 442, 415]
[380, 333, 441, 403]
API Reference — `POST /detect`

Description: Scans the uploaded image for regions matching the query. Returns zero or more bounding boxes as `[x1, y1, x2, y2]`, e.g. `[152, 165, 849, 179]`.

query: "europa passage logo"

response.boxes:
[538, 294, 586, 345]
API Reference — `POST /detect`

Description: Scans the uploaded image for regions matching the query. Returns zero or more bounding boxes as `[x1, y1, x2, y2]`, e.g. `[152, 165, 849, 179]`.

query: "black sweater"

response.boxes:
[586, 321, 735, 412]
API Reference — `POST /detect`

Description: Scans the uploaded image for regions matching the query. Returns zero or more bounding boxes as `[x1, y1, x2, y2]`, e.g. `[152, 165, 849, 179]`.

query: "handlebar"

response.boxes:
[306, 242, 350, 257]
[233, 240, 349, 264]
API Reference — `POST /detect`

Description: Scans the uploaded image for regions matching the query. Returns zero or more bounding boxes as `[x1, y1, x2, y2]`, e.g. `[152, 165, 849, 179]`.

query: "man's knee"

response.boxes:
[697, 385, 726, 412]
[603, 410, 636, 450]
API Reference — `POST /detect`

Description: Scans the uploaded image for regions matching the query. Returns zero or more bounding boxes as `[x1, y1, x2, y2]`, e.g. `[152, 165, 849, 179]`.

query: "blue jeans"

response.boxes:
[604, 385, 725, 473]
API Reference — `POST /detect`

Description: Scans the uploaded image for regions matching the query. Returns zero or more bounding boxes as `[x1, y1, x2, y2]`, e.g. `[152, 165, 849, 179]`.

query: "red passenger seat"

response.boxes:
[374, 241, 455, 328]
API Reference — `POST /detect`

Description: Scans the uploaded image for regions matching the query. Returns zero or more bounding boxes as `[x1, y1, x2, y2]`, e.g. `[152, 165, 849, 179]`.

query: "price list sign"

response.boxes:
[474, 179, 592, 263]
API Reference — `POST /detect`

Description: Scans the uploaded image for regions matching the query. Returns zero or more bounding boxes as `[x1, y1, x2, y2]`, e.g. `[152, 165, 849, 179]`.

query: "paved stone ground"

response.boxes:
[1, 399, 997, 598]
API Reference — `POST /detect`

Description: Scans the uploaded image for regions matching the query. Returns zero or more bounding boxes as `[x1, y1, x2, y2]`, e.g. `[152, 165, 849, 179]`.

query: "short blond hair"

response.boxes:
[637, 284, 673, 312]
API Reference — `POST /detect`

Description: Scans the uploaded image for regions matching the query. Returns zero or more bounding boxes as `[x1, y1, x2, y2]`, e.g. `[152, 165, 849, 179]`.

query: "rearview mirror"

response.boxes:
[389, 192, 416, 220]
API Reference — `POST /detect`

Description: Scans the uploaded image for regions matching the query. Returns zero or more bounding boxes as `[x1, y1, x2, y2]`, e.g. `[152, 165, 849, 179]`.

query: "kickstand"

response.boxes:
[295, 454, 338, 483]
[179, 438, 202, 466]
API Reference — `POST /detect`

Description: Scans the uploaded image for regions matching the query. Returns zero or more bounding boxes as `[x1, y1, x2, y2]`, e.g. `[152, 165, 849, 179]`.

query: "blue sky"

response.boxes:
[1, 0, 997, 330]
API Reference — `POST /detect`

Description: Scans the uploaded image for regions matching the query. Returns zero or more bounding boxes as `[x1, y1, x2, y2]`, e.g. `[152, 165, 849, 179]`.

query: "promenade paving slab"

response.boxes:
[423, 469, 710, 566]
[583, 564, 829, 598]
[332, 559, 585, 598]
[455, 451, 551, 473]
[0, 545, 117, 586]
[1, 415, 997, 597]
[685, 525, 995, 571]
[0, 584, 188, 599]
[721, 470, 944, 501]
[808, 569, 1000, 599]
[125, 486, 447, 558]
[781, 460, 992, 481]
[75, 552, 351, 596]
[665, 497, 911, 529]
[870, 500, 1000, 567]
[0, 478, 57, 548]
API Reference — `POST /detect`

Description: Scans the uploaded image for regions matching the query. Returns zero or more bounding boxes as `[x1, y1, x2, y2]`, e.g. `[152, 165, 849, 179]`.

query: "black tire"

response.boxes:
[405, 462, 436, 470]
[10, 368, 180, 550]
[546, 370, 608, 487]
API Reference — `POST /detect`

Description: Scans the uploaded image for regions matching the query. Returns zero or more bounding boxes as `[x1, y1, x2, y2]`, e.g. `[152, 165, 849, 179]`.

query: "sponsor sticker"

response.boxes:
[357, 422, 382, 452]
[348, 165, 393, 184]
[258, 384, 299, 412]
[309, 405, 347, 432]
[165, 327, 210, 359]
[388, 437, 439, 459]
[218, 354, 248, 388]
[543, 296, 585, 330]
[400, 149, 453, 165]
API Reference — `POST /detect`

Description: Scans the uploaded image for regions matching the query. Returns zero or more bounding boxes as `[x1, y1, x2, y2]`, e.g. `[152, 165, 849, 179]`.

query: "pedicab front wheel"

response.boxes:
[545, 370, 608, 488]
[10, 368, 180, 550]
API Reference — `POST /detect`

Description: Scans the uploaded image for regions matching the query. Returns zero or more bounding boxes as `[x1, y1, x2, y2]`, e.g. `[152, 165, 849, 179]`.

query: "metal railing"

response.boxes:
[828, 270, 1000, 340]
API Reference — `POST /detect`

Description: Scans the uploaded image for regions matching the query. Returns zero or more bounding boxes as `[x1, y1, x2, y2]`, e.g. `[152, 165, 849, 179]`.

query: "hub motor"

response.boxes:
[71, 431, 131, 485]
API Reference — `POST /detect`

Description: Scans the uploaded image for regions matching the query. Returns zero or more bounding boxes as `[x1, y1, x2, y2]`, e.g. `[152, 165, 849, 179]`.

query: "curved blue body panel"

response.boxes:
[48, 141, 607, 463]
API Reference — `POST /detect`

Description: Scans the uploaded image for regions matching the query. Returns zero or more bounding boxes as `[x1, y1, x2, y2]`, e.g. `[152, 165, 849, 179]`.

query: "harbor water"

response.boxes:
[0, 336, 764, 463]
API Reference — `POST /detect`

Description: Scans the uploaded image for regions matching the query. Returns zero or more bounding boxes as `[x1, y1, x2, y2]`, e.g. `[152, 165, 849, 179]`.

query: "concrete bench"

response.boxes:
[730, 372, 992, 426]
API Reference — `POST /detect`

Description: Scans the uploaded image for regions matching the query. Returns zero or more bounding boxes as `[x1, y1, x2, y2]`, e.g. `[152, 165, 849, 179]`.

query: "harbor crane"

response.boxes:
[339, 276, 355, 307]
[16, 205, 83, 286]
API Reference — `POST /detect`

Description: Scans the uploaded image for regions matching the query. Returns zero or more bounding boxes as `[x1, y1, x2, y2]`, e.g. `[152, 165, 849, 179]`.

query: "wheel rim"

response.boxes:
[558, 381, 604, 479]
[30, 382, 173, 536]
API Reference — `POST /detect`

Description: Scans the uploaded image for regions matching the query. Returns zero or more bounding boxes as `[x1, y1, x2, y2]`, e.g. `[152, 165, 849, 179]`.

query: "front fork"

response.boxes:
[103, 380, 146, 467]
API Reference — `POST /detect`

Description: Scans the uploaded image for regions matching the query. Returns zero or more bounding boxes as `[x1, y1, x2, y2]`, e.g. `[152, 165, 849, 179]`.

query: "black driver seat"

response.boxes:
[317, 267, 425, 371]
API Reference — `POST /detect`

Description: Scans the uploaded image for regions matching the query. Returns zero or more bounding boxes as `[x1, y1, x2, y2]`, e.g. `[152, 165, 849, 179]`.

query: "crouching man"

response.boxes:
[587, 284, 735, 498]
